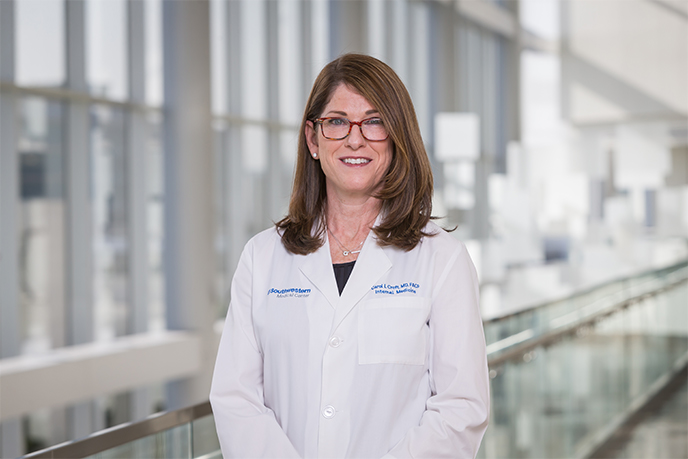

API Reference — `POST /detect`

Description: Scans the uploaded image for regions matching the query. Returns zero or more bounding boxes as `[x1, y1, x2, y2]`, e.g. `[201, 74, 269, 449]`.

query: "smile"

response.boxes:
[341, 158, 371, 165]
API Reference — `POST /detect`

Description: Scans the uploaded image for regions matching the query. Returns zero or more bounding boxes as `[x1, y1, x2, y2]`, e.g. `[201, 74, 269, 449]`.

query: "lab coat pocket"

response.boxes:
[358, 297, 431, 365]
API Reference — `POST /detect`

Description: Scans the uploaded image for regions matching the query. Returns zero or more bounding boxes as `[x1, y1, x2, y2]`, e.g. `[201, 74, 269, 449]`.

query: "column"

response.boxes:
[162, 0, 215, 409]
[65, 0, 93, 347]
[0, 1, 24, 456]
[127, 0, 149, 336]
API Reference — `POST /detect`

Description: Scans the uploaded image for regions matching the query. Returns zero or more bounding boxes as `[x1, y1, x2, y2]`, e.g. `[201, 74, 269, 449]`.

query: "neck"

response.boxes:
[325, 195, 381, 241]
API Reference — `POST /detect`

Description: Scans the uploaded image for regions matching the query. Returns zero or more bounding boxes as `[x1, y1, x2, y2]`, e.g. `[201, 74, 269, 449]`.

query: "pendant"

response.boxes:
[343, 250, 350, 256]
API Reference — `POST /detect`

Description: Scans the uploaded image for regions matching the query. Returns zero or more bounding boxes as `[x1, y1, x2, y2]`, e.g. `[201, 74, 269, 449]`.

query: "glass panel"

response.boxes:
[310, 0, 330, 80]
[162, 423, 192, 459]
[86, 0, 128, 100]
[85, 422, 193, 459]
[277, 0, 303, 125]
[280, 129, 298, 174]
[241, 0, 267, 120]
[367, 0, 386, 60]
[145, 0, 164, 107]
[95, 434, 157, 459]
[210, 0, 227, 115]
[16, 0, 65, 87]
[17, 96, 65, 354]
[520, 0, 560, 40]
[191, 415, 221, 458]
[104, 392, 131, 428]
[91, 104, 129, 340]
[23, 408, 58, 454]
[241, 124, 269, 232]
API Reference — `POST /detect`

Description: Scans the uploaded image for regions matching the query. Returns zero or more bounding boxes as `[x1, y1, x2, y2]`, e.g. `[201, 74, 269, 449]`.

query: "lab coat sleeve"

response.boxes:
[384, 242, 490, 459]
[209, 242, 302, 459]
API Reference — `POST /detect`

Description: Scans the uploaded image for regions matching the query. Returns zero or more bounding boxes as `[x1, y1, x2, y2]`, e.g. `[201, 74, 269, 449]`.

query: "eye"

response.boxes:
[364, 118, 384, 126]
[326, 118, 348, 126]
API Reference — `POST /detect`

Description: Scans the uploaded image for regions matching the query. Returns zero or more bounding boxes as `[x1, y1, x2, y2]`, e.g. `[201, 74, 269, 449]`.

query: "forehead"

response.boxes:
[323, 83, 377, 115]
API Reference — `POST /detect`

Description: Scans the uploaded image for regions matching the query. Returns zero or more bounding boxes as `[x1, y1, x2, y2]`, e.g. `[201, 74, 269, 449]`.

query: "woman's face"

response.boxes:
[305, 83, 393, 202]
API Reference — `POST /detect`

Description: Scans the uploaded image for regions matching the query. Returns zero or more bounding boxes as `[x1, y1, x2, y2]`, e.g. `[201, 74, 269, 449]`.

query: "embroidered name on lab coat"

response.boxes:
[267, 287, 312, 298]
[371, 282, 420, 295]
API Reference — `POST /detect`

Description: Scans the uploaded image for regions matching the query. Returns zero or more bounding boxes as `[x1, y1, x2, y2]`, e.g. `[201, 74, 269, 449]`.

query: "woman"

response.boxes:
[210, 54, 489, 459]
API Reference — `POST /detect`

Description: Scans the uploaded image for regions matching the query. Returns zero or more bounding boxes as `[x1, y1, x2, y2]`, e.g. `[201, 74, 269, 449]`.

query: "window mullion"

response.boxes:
[65, 0, 93, 347]
[127, 0, 148, 336]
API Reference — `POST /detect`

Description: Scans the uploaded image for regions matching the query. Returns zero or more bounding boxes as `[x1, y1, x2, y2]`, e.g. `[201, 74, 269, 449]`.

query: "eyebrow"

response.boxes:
[324, 109, 380, 117]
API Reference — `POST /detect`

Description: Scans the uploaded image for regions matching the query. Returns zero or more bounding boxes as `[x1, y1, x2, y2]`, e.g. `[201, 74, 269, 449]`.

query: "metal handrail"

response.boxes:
[19, 259, 688, 458]
[486, 275, 688, 367]
[483, 259, 688, 324]
[21, 402, 212, 459]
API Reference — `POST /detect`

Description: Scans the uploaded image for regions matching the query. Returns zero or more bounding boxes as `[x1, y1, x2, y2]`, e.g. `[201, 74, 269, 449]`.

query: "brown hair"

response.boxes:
[276, 53, 434, 254]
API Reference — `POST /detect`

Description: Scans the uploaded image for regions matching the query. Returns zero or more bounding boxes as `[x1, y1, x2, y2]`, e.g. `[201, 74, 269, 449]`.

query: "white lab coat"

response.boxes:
[210, 221, 489, 459]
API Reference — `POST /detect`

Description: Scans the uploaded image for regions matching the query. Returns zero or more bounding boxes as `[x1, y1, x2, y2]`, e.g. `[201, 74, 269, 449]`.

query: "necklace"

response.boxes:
[327, 227, 364, 257]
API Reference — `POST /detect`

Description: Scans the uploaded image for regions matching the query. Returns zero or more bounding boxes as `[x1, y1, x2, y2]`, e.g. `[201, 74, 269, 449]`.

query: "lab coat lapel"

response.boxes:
[332, 234, 392, 330]
[298, 238, 340, 309]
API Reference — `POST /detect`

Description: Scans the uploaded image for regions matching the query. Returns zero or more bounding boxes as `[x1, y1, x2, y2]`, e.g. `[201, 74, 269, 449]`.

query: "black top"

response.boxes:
[333, 260, 356, 295]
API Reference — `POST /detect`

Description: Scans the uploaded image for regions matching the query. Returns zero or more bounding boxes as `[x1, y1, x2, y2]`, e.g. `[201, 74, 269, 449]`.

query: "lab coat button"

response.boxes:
[329, 336, 342, 348]
[322, 405, 336, 419]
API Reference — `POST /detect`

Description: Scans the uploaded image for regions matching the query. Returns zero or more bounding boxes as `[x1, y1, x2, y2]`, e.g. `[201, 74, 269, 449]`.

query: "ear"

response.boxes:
[305, 120, 319, 157]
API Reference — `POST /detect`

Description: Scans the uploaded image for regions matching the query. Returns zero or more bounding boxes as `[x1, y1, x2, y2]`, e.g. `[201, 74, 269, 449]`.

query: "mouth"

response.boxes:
[341, 157, 371, 165]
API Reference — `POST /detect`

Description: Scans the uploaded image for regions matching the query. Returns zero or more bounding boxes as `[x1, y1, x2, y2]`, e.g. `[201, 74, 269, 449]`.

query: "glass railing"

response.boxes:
[483, 260, 688, 363]
[22, 260, 688, 459]
[478, 270, 688, 458]
[86, 414, 220, 459]
[22, 403, 220, 459]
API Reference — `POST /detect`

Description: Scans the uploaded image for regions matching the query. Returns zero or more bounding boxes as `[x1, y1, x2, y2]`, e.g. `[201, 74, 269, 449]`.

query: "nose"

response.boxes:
[346, 123, 365, 148]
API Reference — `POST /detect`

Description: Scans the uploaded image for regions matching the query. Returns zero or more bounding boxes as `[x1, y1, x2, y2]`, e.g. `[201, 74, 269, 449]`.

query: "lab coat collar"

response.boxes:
[297, 213, 393, 328]
[298, 235, 340, 310]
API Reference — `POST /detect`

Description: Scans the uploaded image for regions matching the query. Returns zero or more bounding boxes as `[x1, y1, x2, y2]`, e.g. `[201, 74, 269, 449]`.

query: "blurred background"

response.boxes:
[0, 0, 686, 458]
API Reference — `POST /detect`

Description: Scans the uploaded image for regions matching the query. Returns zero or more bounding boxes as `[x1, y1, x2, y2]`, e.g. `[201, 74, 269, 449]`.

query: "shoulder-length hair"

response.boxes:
[276, 53, 434, 255]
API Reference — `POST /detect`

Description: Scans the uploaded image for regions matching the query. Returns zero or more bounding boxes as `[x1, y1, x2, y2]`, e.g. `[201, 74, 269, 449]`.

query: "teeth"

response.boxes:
[342, 158, 370, 165]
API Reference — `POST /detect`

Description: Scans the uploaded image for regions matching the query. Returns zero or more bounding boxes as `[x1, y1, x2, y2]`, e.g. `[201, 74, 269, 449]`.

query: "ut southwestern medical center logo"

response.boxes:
[371, 282, 420, 295]
[267, 287, 312, 298]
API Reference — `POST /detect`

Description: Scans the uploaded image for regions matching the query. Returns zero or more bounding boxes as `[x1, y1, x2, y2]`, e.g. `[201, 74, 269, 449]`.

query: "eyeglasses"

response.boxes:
[314, 117, 389, 141]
